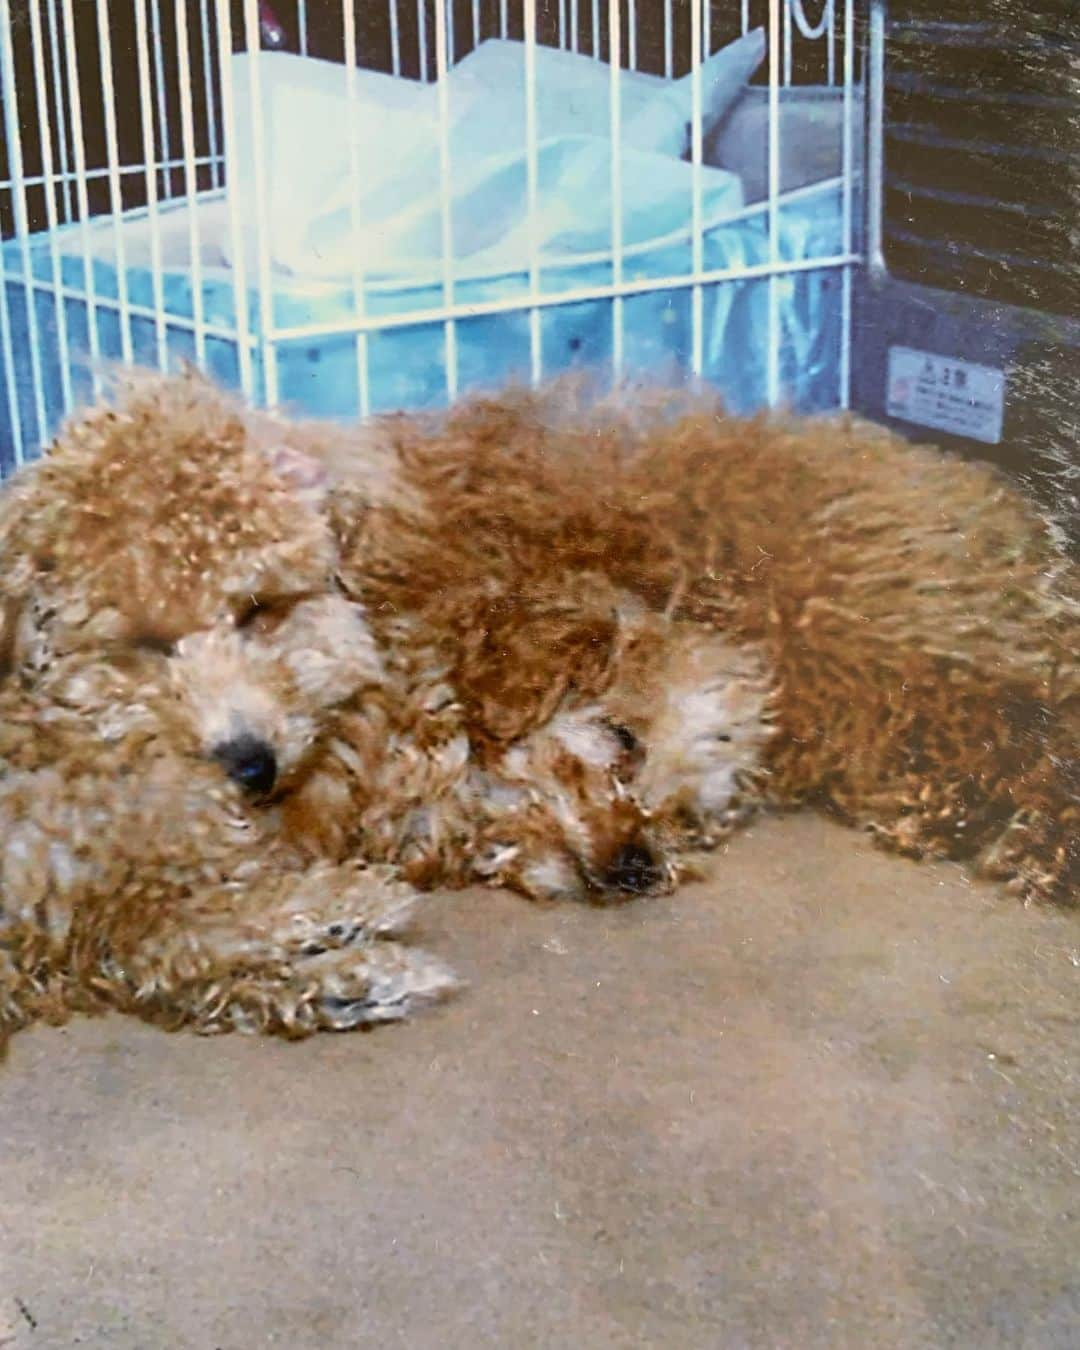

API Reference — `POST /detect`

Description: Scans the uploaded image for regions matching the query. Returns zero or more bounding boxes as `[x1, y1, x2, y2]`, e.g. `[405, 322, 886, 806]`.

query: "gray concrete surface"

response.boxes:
[1, 814, 1077, 1349]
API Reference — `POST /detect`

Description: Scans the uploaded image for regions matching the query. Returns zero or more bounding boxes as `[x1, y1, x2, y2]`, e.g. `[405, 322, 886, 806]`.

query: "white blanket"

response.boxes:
[225, 32, 765, 279]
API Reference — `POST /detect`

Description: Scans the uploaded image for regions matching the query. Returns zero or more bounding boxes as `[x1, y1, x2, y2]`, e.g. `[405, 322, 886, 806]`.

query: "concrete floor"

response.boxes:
[1, 814, 1077, 1349]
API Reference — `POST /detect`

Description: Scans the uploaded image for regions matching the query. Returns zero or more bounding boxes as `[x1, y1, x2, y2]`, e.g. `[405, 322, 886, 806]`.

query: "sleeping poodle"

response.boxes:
[0, 371, 1075, 1052]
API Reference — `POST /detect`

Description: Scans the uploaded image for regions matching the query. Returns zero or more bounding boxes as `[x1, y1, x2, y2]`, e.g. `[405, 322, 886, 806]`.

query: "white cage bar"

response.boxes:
[0, 0, 868, 468]
[0, 0, 47, 446]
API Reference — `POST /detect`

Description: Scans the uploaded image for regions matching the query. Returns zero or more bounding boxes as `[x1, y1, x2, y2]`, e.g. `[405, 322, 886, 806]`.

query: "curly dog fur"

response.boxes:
[1, 371, 1076, 1053]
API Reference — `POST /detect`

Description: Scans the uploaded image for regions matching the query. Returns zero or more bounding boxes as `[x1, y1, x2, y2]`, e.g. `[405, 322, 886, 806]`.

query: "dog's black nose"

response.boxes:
[213, 736, 277, 794]
[603, 842, 663, 895]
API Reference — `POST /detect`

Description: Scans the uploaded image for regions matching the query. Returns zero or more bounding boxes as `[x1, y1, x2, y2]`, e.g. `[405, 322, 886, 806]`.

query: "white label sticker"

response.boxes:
[886, 346, 1005, 445]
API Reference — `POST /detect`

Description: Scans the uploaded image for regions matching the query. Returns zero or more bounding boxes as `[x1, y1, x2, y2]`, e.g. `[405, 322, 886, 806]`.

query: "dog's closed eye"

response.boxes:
[235, 596, 300, 635]
[130, 633, 177, 657]
[235, 591, 329, 634]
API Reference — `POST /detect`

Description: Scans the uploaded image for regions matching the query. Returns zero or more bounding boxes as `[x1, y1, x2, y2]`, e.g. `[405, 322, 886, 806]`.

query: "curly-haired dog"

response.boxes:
[0, 373, 1076, 1053]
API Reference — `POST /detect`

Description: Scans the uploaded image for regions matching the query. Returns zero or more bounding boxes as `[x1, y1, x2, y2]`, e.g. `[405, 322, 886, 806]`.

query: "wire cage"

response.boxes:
[0, 1, 865, 472]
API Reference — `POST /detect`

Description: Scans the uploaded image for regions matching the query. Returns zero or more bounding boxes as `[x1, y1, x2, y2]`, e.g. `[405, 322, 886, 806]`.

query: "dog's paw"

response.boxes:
[217, 942, 460, 1036]
[307, 943, 461, 1029]
[272, 860, 420, 956]
[279, 864, 460, 1028]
